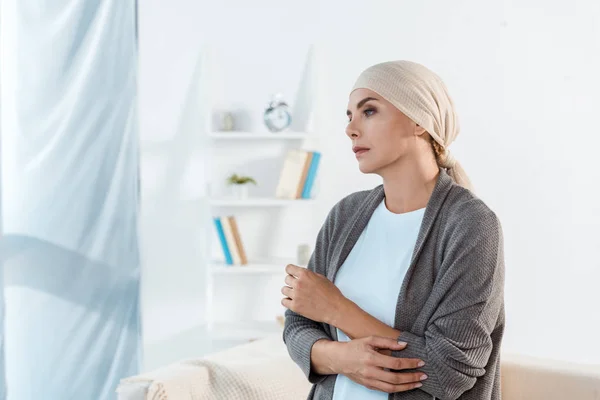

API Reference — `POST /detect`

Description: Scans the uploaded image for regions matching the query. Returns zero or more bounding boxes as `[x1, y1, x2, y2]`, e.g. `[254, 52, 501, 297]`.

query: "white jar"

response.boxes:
[296, 244, 311, 266]
[231, 184, 249, 199]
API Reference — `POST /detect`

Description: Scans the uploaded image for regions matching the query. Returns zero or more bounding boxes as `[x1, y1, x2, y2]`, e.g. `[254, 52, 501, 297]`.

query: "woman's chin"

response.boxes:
[358, 162, 375, 174]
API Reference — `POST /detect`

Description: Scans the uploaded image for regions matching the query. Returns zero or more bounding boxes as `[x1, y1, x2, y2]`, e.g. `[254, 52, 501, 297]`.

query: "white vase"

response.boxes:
[297, 244, 311, 266]
[231, 184, 249, 199]
[221, 112, 235, 131]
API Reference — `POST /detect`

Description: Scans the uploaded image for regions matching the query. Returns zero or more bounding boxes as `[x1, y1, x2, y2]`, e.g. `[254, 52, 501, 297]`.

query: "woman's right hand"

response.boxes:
[336, 336, 427, 394]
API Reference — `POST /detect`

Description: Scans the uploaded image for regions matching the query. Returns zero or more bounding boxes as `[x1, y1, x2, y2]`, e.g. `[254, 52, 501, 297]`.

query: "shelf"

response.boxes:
[208, 131, 312, 140]
[207, 320, 283, 341]
[209, 197, 314, 207]
[201, 47, 321, 347]
[210, 260, 290, 275]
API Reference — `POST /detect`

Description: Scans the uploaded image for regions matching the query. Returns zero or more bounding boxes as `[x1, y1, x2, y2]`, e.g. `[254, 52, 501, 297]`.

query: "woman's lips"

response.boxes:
[355, 149, 369, 158]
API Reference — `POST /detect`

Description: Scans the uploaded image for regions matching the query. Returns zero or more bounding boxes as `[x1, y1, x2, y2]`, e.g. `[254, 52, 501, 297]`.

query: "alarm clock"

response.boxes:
[264, 94, 292, 132]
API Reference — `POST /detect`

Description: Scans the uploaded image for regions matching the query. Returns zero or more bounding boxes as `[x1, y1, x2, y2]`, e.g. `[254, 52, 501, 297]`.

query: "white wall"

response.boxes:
[139, 0, 600, 367]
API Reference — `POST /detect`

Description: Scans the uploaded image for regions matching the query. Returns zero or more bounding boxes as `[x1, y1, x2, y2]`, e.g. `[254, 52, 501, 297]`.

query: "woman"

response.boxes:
[282, 60, 505, 400]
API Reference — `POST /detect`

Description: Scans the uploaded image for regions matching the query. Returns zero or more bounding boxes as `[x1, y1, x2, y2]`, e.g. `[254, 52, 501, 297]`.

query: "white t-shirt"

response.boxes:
[332, 199, 425, 400]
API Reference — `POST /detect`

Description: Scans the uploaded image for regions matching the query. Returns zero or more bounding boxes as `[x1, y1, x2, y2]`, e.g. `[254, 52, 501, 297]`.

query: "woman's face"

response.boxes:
[346, 88, 426, 175]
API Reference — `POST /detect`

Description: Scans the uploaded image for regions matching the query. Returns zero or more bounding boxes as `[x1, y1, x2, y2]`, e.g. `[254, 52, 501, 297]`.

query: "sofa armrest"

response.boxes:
[117, 334, 312, 400]
[501, 353, 600, 400]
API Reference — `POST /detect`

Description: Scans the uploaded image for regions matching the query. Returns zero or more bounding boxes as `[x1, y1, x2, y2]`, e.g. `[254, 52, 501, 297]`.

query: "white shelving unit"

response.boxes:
[209, 259, 288, 275]
[208, 131, 313, 140]
[205, 193, 316, 338]
[208, 197, 315, 207]
[200, 45, 322, 342]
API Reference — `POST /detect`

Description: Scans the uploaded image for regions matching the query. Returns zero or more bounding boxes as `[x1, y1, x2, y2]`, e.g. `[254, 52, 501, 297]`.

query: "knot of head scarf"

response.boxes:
[351, 60, 472, 190]
[438, 149, 457, 169]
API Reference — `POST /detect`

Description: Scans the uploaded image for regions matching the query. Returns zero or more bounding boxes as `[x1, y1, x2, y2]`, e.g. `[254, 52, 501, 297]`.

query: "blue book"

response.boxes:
[213, 217, 233, 265]
[301, 151, 321, 199]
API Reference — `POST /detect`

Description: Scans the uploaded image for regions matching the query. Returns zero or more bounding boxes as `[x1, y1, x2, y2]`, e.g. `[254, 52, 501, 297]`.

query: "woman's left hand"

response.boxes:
[281, 264, 349, 324]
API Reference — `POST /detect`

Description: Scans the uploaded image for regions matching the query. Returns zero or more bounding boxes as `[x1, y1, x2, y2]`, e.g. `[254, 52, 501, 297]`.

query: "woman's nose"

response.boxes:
[345, 122, 360, 139]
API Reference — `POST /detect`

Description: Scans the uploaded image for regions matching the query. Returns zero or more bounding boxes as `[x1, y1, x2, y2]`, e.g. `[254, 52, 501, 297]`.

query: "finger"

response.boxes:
[371, 369, 427, 386]
[281, 297, 292, 309]
[371, 352, 425, 371]
[281, 286, 293, 298]
[393, 381, 424, 393]
[364, 379, 423, 394]
[366, 336, 408, 351]
[284, 274, 296, 287]
[378, 349, 392, 356]
[285, 264, 304, 277]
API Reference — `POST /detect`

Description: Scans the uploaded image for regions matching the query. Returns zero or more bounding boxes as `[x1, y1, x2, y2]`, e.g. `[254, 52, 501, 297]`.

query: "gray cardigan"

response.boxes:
[283, 170, 505, 400]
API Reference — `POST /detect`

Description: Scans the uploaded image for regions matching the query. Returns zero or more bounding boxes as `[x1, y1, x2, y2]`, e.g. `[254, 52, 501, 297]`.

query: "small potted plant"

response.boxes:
[226, 173, 257, 199]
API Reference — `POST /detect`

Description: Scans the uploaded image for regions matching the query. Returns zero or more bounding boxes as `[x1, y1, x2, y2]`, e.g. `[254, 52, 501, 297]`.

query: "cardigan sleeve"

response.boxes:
[392, 208, 505, 400]
[283, 212, 334, 384]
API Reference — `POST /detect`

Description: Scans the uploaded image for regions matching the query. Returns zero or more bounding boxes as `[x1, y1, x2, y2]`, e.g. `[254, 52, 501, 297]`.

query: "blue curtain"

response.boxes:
[0, 0, 141, 398]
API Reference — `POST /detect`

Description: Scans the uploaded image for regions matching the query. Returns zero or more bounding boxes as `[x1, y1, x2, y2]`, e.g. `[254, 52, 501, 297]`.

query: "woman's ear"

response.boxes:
[414, 123, 427, 137]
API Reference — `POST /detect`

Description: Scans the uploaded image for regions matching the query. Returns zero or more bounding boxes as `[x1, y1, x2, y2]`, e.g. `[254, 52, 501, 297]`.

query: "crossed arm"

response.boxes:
[282, 263, 401, 341]
[282, 212, 504, 400]
[282, 264, 426, 394]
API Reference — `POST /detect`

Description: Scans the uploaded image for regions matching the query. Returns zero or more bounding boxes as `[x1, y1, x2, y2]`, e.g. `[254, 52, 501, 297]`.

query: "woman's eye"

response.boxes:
[363, 108, 376, 117]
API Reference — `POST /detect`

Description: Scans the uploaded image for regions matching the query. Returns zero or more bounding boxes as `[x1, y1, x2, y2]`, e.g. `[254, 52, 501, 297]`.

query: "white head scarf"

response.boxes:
[351, 60, 472, 190]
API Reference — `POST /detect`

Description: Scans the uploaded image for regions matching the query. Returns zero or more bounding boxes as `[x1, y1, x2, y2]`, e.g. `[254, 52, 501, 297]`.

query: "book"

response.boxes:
[213, 217, 233, 265]
[295, 152, 313, 199]
[301, 151, 321, 199]
[220, 216, 241, 265]
[275, 150, 311, 199]
[228, 216, 248, 265]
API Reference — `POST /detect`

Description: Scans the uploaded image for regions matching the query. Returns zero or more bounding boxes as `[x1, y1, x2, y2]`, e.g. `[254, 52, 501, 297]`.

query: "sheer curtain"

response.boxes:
[0, 1, 141, 398]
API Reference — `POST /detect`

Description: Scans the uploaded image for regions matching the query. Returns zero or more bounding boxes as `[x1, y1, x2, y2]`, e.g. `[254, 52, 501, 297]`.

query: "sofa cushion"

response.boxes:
[118, 336, 600, 400]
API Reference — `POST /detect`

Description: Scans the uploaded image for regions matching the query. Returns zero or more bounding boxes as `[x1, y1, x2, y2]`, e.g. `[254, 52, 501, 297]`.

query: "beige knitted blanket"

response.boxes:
[117, 334, 312, 400]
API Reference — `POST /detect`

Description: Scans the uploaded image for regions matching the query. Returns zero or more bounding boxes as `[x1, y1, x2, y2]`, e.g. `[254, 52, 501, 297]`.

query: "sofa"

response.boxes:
[117, 334, 600, 400]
